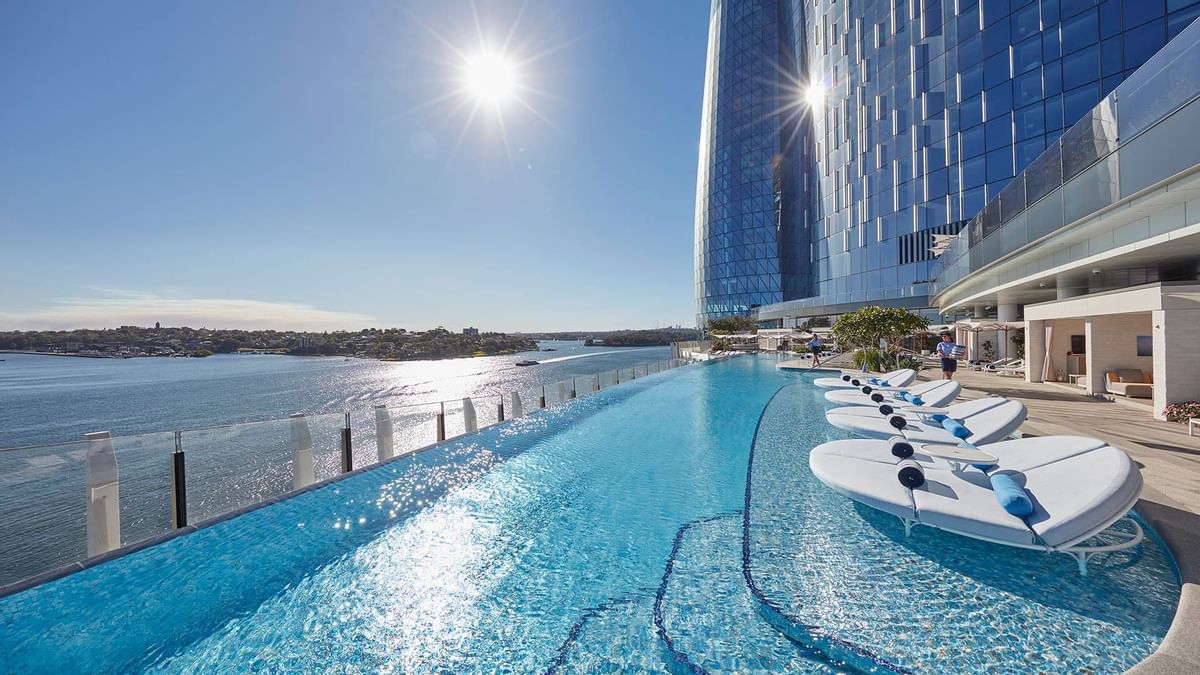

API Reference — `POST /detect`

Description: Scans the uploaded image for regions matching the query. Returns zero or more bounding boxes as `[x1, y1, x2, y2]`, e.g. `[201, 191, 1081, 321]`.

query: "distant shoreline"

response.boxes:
[0, 348, 545, 363]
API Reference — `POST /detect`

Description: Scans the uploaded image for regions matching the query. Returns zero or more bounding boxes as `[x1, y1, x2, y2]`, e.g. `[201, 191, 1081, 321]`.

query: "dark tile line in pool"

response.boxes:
[651, 510, 743, 675]
[543, 589, 655, 674]
[740, 383, 915, 675]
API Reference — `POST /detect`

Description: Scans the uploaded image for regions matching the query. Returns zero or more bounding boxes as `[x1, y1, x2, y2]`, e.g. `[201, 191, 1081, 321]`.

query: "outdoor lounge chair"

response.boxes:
[1104, 369, 1153, 399]
[993, 359, 1026, 377]
[824, 379, 961, 408]
[814, 368, 918, 390]
[808, 435, 1144, 575]
[825, 397, 1027, 446]
[976, 358, 1005, 372]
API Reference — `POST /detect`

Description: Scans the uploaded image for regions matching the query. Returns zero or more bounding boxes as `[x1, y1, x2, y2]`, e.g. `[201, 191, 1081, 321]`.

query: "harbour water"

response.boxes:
[0, 341, 671, 448]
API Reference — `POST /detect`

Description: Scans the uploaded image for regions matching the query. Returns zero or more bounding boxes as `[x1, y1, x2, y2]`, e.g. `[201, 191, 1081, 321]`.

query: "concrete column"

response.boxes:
[1084, 319, 1105, 396]
[1153, 309, 1200, 420]
[1025, 319, 1045, 383]
[85, 431, 121, 557]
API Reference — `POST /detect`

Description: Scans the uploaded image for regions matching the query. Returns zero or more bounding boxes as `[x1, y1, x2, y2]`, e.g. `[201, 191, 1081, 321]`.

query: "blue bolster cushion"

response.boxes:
[989, 473, 1033, 517]
[901, 392, 915, 403]
[941, 418, 971, 439]
[930, 414, 948, 423]
[868, 377, 879, 385]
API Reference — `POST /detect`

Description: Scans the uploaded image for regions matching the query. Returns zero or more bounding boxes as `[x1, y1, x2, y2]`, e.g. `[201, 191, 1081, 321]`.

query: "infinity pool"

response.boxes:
[0, 357, 1180, 672]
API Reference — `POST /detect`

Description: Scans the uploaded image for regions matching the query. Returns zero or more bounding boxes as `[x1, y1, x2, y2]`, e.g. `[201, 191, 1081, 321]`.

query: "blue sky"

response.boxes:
[0, 1, 709, 332]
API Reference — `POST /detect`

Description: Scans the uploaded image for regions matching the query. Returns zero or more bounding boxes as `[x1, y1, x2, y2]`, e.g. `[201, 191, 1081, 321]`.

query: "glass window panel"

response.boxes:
[1169, 0, 1200, 12]
[985, 50, 1011, 88]
[960, 63, 985, 98]
[1061, 0, 1098, 21]
[1015, 101, 1046, 140]
[962, 184, 987, 218]
[986, 112, 1013, 151]
[987, 146, 1014, 180]
[1044, 58, 1063, 95]
[1101, 74, 1123, 96]
[1062, 8, 1099, 53]
[1118, 16, 1200, 137]
[1098, 0, 1122, 39]
[960, 93, 984, 128]
[1063, 153, 1119, 223]
[1016, 134, 1047, 172]
[1014, 67, 1045, 106]
[959, 32, 984, 69]
[1062, 43, 1099, 89]
[1045, 93, 1065, 131]
[984, 19, 1011, 56]
[1043, 0, 1062, 25]
[1125, 0, 1166, 28]
[1168, 5, 1200, 39]
[1012, 2, 1041, 40]
[985, 81, 1013, 118]
[1013, 34, 1043, 73]
[1100, 36, 1123, 76]
[1124, 19, 1167, 69]
[962, 153, 987, 187]
[959, 4, 982, 38]
[1043, 25, 1062, 60]
[961, 123, 987, 157]
[1064, 83, 1100, 127]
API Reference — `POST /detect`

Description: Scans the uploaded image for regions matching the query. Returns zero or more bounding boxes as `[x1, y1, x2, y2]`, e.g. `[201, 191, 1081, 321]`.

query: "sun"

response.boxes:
[463, 52, 518, 105]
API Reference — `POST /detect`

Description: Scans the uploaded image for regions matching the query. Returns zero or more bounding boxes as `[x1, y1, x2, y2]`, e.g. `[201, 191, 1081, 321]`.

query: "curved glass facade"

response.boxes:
[693, 0, 812, 325]
[695, 0, 1200, 326]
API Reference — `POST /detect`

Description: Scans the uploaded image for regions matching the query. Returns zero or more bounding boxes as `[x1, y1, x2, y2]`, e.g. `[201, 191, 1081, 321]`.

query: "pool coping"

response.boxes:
[0, 358, 726, 600]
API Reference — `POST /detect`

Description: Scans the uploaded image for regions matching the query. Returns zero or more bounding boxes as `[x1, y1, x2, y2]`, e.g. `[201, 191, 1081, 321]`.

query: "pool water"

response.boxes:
[0, 357, 1180, 673]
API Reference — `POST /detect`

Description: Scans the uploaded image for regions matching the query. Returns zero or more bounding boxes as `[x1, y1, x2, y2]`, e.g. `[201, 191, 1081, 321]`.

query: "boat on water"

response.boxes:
[515, 360, 539, 366]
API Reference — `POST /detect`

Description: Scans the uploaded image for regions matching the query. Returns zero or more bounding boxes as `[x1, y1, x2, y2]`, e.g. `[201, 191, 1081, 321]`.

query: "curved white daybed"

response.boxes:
[826, 397, 1025, 446]
[814, 368, 917, 390]
[808, 436, 1144, 574]
[824, 379, 961, 408]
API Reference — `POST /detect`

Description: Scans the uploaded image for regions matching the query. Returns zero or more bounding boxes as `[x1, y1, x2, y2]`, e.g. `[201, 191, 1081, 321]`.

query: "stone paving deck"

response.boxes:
[937, 368, 1200, 674]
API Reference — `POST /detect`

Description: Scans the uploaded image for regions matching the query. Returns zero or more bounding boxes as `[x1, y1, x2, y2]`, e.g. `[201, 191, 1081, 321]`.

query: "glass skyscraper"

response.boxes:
[694, 0, 1200, 327]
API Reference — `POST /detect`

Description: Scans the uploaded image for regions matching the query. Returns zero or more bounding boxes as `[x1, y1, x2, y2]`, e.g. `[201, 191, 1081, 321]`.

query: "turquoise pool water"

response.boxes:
[0, 357, 1180, 673]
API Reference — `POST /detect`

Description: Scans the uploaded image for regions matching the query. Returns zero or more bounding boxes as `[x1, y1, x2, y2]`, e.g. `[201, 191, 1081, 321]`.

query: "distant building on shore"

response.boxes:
[462, 327, 479, 336]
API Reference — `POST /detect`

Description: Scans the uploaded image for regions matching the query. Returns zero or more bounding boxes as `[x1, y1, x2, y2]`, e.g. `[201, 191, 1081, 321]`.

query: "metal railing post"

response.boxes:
[340, 412, 353, 473]
[436, 402, 446, 442]
[85, 431, 121, 556]
[571, 378, 577, 399]
[171, 431, 188, 529]
[539, 385, 546, 409]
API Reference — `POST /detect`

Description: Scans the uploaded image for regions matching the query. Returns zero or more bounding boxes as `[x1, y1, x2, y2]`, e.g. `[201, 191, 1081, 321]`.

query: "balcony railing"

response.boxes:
[0, 354, 704, 591]
[932, 18, 1200, 302]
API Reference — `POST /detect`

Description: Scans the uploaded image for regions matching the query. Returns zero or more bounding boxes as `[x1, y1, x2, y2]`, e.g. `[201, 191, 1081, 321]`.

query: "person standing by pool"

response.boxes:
[808, 335, 824, 368]
[936, 332, 962, 380]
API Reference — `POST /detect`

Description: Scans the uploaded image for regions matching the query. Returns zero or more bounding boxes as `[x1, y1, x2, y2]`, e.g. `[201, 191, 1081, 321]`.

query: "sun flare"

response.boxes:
[463, 52, 518, 105]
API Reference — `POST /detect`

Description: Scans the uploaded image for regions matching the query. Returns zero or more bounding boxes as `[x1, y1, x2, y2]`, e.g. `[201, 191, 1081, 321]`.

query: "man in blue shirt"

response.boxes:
[936, 332, 960, 380]
[808, 335, 824, 367]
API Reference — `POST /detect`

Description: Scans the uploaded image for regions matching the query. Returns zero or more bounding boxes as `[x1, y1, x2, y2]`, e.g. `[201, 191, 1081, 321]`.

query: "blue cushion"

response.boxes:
[901, 392, 915, 403]
[909, 396, 924, 406]
[941, 418, 972, 439]
[989, 473, 1034, 517]
[930, 414, 948, 423]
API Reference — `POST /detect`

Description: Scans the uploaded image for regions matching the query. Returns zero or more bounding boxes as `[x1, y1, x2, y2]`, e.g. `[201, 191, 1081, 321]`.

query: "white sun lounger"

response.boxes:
[825, 398, 1027, 446]
[809, 436, 1144, 574]
[814, 368, 917, 390]
[824, 379, 961, 408]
